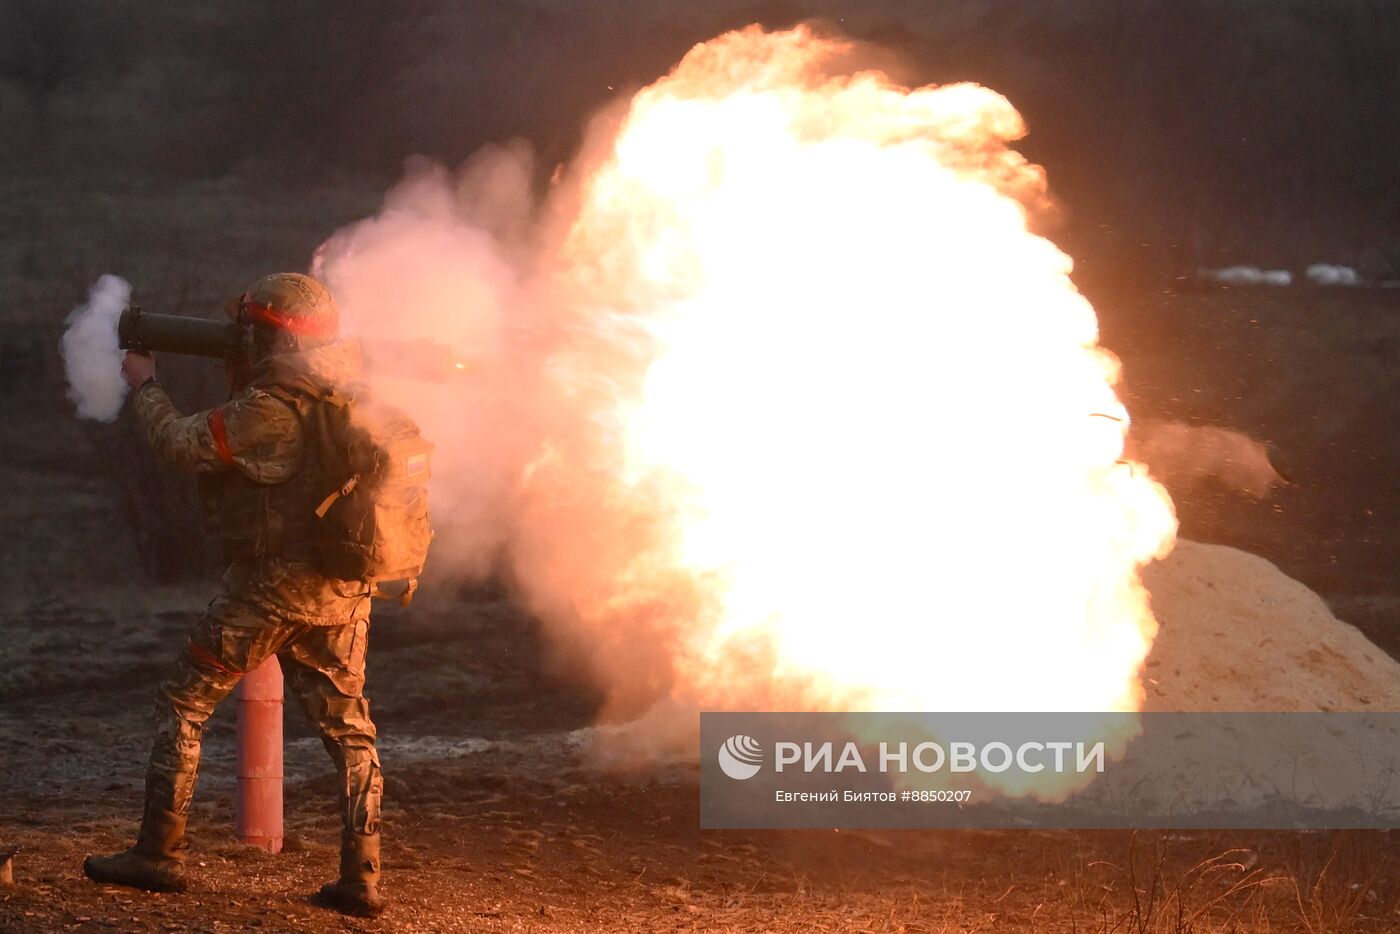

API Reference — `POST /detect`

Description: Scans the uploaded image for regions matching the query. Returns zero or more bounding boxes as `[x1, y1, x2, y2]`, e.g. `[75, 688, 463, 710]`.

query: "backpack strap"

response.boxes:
[261, 382, 359, 521]
[314, 475, 359, 518]
[258, 383, 321, 423]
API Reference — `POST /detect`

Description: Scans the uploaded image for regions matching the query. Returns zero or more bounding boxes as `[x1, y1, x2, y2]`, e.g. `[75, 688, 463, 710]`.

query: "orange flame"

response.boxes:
[296, 25, 1188, 800]
[317, 23, 1180, 796]
[522, 25, 1177, 743]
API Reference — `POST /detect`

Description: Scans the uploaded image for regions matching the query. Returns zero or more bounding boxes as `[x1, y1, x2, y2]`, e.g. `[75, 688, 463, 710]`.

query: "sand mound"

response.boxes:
[1142, 539, 1400, 711]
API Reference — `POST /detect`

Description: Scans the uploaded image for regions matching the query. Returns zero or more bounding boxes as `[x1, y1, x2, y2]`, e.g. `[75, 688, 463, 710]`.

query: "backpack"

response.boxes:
[305, 386, 434, 604]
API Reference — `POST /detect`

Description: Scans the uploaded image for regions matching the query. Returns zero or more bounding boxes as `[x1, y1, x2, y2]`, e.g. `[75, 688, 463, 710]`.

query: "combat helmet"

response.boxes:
[228, 272, 339, 358]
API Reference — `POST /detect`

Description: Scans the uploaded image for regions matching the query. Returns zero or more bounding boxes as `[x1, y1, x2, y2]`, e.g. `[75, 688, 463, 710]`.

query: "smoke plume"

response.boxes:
[313, 147, 543, 581]
[1126, 420, 1286, 499]
[315, 26, 1178, 776]
[61, 274, 132, 422]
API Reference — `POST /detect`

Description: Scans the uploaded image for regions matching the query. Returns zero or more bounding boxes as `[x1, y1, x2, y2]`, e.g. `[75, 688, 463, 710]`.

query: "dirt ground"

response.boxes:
[3, 579, 1399, 933]
[1, 393, 1398, 933]
[3, 175, 1399, 931]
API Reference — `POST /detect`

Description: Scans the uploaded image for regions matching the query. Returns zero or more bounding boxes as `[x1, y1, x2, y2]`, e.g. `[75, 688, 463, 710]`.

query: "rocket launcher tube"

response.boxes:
[116, 308, 466, 382]
[118, 307, 240, 358]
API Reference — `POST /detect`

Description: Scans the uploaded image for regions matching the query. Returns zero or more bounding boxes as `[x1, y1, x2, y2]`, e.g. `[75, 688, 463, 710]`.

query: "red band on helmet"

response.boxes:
[208, 408, 234, 464]
[241, 298, 337, 337]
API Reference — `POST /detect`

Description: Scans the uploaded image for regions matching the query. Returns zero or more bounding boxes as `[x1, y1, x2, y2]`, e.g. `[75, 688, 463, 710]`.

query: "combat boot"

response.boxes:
[313, 830, 385, 918]
[83, 801, 188, 893]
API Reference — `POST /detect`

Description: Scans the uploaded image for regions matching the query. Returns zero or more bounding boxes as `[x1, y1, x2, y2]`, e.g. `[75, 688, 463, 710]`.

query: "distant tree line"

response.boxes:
[3, 0, 1397, 277]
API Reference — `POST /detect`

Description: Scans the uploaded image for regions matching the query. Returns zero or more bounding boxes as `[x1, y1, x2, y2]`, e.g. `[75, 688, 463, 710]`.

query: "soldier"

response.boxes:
[83, 273, 386, 918]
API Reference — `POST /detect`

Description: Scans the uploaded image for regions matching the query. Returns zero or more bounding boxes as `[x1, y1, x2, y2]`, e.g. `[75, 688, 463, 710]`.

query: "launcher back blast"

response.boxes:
[117, 307, 467, 382]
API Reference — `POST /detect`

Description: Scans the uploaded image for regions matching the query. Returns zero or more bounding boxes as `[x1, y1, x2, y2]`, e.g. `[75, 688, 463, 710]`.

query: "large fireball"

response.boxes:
[512, 24, 1177, 726]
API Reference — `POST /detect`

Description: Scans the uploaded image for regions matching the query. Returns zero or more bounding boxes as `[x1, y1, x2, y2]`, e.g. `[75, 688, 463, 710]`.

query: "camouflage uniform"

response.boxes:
[130, 340, 382, 844]
[86, 276, 386, 916]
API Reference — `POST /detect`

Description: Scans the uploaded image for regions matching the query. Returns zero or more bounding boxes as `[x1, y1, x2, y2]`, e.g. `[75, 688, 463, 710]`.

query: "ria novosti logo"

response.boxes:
[717, 734, 763, 780]
[715, 734, 1110, 780]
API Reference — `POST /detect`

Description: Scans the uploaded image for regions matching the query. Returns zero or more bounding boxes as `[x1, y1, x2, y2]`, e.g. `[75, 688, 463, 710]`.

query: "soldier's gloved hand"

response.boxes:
[121, 350, 156, 389]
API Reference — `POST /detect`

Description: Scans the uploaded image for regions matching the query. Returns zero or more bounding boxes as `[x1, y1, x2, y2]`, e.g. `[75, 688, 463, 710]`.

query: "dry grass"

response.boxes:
[5, 816, 1398, 931]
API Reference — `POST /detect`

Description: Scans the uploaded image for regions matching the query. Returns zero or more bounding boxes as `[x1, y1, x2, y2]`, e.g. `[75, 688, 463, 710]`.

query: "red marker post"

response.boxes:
[235, 656, 283, 853]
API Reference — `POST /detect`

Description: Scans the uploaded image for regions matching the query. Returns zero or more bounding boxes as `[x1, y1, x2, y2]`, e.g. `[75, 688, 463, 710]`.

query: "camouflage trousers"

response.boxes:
[147, 593, 382, 838]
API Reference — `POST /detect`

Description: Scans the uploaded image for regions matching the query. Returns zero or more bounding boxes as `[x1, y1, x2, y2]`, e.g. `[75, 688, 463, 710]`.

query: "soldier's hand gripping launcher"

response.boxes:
[117, 307, 468, 382]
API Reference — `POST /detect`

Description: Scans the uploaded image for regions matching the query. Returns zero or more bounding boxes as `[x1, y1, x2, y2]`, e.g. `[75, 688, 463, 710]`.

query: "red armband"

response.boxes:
[208, 408, 235, 464]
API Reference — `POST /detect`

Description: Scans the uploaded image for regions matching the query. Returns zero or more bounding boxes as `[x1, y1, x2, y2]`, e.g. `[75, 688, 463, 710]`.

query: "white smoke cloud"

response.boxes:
[61, 274, 132, 421]
[313, 147, 551, 581]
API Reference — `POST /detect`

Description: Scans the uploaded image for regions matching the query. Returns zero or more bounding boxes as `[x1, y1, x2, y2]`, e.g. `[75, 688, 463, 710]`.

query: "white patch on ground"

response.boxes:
[1202, 266, 1293, 286]
[1305, 263, 1362, 286]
